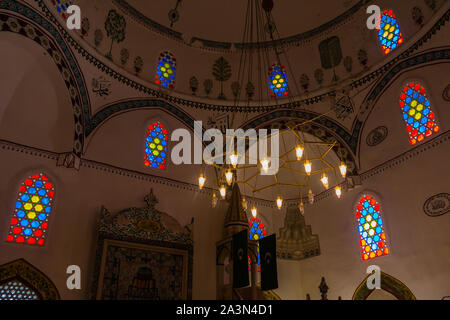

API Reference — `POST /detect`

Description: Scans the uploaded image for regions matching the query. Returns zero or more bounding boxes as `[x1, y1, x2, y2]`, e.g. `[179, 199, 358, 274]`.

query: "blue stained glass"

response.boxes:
[28, 188, 36, 194]
[20, 220, 29, 227]
[17, 211, 25, 218]
[38, 214, 46, 221]
[15, 202, 22, 209]
[38, 189, 46, 196]
[24, 229, 32, 236]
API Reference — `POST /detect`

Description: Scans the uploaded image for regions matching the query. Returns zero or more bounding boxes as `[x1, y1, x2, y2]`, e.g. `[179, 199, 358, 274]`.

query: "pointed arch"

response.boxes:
[355, 194, 389, 261]
[6, 173, 55, 246]
[353, 271, 416, 300]
[268, 63, 289, 98]
[378, 9, 404, 55]
[155, 51, 177, 89]
[0, 259, 60, 300]
[399, 82, 440, 145]
[144, 121, 169, 169]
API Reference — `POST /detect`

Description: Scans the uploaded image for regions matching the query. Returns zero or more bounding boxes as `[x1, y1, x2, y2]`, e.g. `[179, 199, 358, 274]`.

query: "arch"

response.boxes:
[6, 173, 55, 246]
[268, 63, 289, 98]
[355, 194, 389, 261]
[378, 9, 404, 55]
[399, 81, 440, 145]
[144, 121, 169, 169]
[0, 259, 60, 300]
[352, 272, 416, 300]
[156, 51, 177, 89]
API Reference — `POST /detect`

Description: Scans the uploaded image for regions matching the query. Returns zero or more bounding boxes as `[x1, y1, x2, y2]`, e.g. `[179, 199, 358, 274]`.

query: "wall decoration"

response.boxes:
[443, 84, 450, 101]
[245, 81, 255, 100]
[94, 29, 103, 47]
[231, 81, 240, 98]
[366, 126, 388, 147]
[299, 73, 310, 92]
[80, 17, 89, 38]
[104, 9, 127, 60]
[378, 10, 403, 55]
[334, 94, 354, 120]
[145, 122, 168, 170]
[424, 0, 436, 11]
[120, 48, 129, 66]
[314, 69, 324, 86]
[92, 190, 193, 300]
[412, 7, 425, 27]
[204, 79, 213, 96]
[423, 193, 450, 217]
[92, 76, 112, 98]
[189, 76, 199, 95]
[134, 56, 144, 75]
[51, 0, 72, 19]
[358, 49, 368, 68]
[212, 56, 232, 100]
[344, 56, 353, 73]
[319, 36, 342, 69]
[277, 206, 320, 260]
[168, 0, 182, 27]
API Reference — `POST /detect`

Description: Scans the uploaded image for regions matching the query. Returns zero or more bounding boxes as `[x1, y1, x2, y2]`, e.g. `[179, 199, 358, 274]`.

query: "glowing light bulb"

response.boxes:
[339, 162, 347, 178]
[260, 159, 270, 173]
[335, 186, 342, 199]
[225, 170, 233, 186]
[299, 201, 305, 215]
[198, 174, 206, 190]
[276, 196, 283, 210]
[321, 173, 329, 189]
[308, 189, 314, 204]
[304, 161, 312, 175]
[251, 206, 258, 218]
[242, 197, 248, 210]
[295, 145, 304, 161]
[220, 185, 226, 199]
[229, 153, 238, 168]
[212, 193, 218, 208]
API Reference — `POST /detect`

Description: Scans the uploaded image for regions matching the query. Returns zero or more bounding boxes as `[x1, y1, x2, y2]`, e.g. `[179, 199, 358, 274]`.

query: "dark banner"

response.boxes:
[259, 234, 278, 291]
[232, 229, 249, 288]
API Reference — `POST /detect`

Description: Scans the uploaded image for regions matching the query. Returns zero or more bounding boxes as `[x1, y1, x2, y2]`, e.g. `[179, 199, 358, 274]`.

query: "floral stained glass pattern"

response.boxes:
[156, 51, 176, 89]
[268, 63, 289, 98]
[145, 122, 168, 170]
[356, 195, 389, 261]
[6, 174, 55, 246]
[378, 10, 403, 55]
[51, 0, 73, 19]
[400, 82, 439, 145]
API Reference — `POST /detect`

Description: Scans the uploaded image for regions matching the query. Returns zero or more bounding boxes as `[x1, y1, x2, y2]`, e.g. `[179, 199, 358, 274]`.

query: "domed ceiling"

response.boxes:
[124, 0, 360, 43]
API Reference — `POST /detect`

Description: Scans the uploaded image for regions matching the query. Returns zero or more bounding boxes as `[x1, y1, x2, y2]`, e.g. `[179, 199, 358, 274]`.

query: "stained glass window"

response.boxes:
[0, 280, 39, 300]
[378, 10, 403, 55]
[6, 173, 55, 246]
[51, 0, 73, 19]
[400, 82, 439, 145]
[248, 217, 267, 272]
[356, 195, 389, 261]
[156, 51, 176, 89]
[145, 122, 168, 170]
[268, 63, 289, 98]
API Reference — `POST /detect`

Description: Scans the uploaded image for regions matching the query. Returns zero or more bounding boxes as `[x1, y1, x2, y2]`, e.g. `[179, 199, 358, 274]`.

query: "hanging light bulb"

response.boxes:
[260, 158, 270, 173]
[304, 160, 312, 175]
[212, 193, 218, 208]
[242, 197, 248, 210]
[276, 196, 283, 210]
[298, 201, 305, 215]
[251, 206, 258, 218]
[295, 145, 304, 161]
[308, 189, 314, 204]
[198, 174, 206, 190]
[335, 186, 342, 199]
[339, 162, 347, 178]
[229, 153, 238, 168]
[225, 170, 233, 186]
[219, 185, 226, 199]
[321, 173, 329, 189]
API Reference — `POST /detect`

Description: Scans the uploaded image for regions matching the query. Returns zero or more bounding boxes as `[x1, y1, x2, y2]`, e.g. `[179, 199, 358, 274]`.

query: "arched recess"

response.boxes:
[352, 272, 416, 300]
[0, 258, 60, 300]
[0, 3, 90, 156]
[242, 111, 358, 175]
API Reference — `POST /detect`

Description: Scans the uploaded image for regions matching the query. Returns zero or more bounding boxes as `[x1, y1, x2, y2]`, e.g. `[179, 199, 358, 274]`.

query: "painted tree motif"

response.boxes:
[212, 57, 232, 100]
[104, 10, 126, 60]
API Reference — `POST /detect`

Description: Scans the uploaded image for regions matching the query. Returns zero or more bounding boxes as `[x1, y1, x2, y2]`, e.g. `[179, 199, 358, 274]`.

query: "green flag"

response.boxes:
[260, 234, 278, 290]
[232, 229, 249, 288]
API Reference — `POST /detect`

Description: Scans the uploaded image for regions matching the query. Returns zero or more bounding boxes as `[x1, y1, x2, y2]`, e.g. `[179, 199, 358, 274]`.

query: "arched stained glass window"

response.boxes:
[248, 217, 267, 272]
[156, 51, 176, 89]
[378, 10, 403, 55]
[268, 63, 289, 98]
[400, 82, 440, 145]
[6, 173, 55, 246]
[145, 122, 168, 170]
[51, 0, 73, 19]
[356, 195, 389, 261]
[0, 280, 39, 300]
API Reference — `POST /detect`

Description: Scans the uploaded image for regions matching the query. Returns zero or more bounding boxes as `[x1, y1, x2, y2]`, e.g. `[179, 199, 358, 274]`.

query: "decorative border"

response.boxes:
[423, 193, 450, 217]
[366, 126, 388, 147]
[352, 271, 416, 300]
[0, 258, 60, 300]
